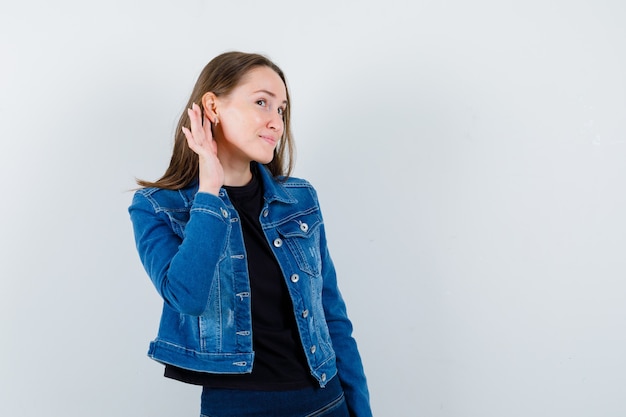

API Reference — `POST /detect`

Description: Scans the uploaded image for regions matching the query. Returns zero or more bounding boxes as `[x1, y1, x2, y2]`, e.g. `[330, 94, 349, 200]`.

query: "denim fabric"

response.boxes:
[129, 163, 372, 417]
[200, 374, 349, 417]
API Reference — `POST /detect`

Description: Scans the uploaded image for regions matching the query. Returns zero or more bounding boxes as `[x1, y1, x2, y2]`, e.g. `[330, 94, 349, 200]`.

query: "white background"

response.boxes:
[1, 0, 625, 416]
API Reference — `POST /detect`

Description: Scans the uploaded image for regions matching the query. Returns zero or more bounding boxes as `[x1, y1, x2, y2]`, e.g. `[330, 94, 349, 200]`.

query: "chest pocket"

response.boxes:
[276, 213, 323, 277]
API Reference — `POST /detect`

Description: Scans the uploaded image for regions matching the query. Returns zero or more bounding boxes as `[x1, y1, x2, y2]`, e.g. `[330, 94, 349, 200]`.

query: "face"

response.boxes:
[211, 66, 287, 169]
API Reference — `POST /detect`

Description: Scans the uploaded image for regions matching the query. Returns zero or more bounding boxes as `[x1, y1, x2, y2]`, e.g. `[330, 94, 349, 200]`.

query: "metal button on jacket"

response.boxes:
[273, 238, 283, 247]
[290, 274, 299, 283]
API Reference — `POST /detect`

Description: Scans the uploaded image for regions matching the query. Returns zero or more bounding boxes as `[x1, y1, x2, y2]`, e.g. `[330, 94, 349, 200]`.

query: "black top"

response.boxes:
[164, 166, 317, 390]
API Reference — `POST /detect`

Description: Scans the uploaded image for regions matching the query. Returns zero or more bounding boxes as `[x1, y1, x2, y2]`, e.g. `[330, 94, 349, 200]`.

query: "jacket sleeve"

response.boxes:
[317, 209, 373, 416]
[129, 190, 230, 316]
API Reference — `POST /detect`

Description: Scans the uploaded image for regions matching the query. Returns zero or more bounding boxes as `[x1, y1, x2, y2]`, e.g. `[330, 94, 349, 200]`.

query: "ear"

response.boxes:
[201, 92, 219, 123]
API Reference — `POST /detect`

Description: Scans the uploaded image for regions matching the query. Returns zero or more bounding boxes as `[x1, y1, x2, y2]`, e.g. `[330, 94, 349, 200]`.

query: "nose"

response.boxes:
[267, 111, 283, 132]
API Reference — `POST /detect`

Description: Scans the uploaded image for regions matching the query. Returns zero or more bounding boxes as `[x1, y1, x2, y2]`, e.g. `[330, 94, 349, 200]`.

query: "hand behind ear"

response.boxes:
[181, 103, 224, 195]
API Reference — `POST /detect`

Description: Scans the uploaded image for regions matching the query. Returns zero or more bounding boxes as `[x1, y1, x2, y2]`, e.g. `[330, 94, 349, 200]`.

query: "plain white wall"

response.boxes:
[1, 0, 625, 416]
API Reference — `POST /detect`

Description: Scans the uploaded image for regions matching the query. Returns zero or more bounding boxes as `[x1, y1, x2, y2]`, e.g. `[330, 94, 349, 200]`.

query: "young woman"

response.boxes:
[129, 51, 372, 417]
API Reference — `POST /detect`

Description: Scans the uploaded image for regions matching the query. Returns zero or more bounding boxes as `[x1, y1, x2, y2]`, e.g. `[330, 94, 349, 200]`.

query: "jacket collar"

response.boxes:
[256, 163, 298, 205]
[182, 163, 297, 205]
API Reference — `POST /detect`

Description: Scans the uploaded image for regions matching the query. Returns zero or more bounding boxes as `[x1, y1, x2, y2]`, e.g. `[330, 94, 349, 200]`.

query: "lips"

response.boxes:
[259, 135, 277, 145]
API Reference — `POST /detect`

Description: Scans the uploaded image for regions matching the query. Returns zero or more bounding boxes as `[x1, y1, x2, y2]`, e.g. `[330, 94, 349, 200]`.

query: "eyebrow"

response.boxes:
[254, 90, 288, 105]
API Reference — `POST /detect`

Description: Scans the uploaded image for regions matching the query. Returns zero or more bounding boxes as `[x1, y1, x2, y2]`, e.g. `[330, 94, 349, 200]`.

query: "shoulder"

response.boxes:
[279, 175, 315, 190]
[278, 175, 321, 203]
[130, 184, 197, 212]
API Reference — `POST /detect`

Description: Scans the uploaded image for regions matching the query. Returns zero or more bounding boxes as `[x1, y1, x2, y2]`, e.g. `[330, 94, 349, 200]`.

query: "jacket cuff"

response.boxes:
[191, 192, 229, 219]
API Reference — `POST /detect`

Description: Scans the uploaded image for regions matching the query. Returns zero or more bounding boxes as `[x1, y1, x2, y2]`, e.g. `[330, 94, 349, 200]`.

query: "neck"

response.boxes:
[222, 161, 253, 187]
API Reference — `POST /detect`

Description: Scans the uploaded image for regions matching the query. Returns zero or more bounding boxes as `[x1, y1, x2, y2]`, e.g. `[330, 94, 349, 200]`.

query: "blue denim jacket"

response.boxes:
[129, 164, 372, 417]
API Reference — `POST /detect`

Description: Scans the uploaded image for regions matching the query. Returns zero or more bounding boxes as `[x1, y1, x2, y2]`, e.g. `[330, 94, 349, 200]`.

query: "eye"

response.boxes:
[277, 107, 285, 116]
[256, 99, 266, 107]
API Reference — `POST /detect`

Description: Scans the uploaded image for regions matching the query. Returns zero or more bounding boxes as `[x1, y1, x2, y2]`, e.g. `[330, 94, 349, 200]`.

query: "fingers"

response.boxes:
[187, 103, 204, 146]
[182, 103, 215, 154]
[181, 126, 196, 151]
